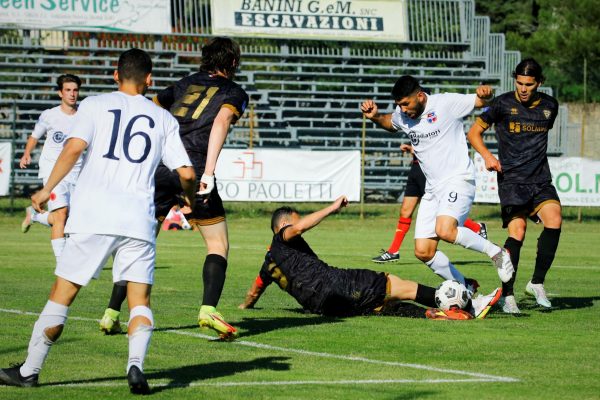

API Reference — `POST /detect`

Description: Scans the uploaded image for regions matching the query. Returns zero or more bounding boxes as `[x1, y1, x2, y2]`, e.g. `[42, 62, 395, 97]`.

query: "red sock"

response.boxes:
[388, 217, 412, 254]
[463, 218, 481, 233]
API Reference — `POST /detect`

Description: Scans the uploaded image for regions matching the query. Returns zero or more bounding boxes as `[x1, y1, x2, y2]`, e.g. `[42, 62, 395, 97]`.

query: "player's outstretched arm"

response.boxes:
[31, 137, 87, 212]
[198, 107, 236, 195]
[360, 100, 396, 132]
[239, 275, 267, 309]
[176, 166, 197, 209]
[283, 196, 348, 241]
[467, 123, 502, 173]
[474, 85, 495, 108]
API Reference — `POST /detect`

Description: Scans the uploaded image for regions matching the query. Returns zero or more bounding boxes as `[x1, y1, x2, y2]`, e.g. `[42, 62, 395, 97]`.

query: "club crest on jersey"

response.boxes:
[543, 110, 551, 119]
[52, 131, 66, 144]
[511, 108, 518, 115]
[426, 112, 437, 123]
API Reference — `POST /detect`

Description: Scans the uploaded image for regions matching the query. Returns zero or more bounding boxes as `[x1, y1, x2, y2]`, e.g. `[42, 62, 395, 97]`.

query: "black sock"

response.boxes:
[502, 237, 523, 296]
[532, 228, 561, 284]
[415, 284, 437, 308]
[202, 254, 228, 307]
[108, 283, 127, 311]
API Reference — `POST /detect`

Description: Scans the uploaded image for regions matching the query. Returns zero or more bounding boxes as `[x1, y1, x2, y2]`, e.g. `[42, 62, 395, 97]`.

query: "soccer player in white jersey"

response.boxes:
[19, 74, 82, 261]
[360, 75, 514, 292]
[0, 49, 196, 395]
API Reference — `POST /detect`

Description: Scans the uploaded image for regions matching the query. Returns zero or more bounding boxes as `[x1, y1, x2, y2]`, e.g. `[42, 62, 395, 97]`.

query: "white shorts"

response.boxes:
[55, 233, 156, 286]
[43, 176, 75, 212]
[414, 179, 475, 239]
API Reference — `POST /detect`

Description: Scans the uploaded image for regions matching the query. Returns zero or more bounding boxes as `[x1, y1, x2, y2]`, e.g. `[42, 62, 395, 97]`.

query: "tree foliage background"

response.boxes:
[476, 0, 599, 102]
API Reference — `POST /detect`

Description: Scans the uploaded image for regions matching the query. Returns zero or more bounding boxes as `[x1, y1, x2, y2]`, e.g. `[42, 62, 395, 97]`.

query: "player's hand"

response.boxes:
[331, 195, 348, 212]
[476, 85, 494, 101]
[197, 173, 214, 199]
[483, 154, 502, 173]
[400, 144, 412, 153]
[31, 188, 51, 213]
[19, 154, 31, 169]
[360, 100, 378, 119]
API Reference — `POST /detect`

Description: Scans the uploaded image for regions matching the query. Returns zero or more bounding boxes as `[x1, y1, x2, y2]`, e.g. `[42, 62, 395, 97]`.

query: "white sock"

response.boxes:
[51, 238, 66, 260]
[425, 251, 465, 284]
[454, 227, 500, 258]
[20, 301, 69, 377]
[127, 306, 154, 373]
[32, 212, 51, 227]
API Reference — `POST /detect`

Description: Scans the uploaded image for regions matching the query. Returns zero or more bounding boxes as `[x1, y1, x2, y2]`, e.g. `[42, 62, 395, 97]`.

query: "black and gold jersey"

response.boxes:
[154, 71, 248, 165]
[476, 91, 559, 184]
[259, 226, 333, 314]
[259, 226, 388, 316]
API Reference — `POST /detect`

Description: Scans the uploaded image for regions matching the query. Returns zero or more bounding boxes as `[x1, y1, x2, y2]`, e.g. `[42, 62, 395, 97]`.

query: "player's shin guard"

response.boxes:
[415, 284, 437, 308]
[425, 251, 465, 284]
[108, 282, 128, 311]
[127, 306, 154, 373]
[388, 217, 411, 254]
[202, 254, 227, 307]
[20, 301, 69, 377]
[532, 228, 561, 284]
[502, 237, 523, 296]
[454, 227, 500, 257]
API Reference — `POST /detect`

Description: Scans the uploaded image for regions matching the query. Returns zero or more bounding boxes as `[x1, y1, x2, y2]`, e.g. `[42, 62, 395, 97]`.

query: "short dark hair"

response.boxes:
[56, 74, 81, 90]
[117, 48, 152, 84]
[200, 37, 241, 78]
[391, 75, 422, 100]
[271, 206, 298, 233]
[512, 58, 545, 83]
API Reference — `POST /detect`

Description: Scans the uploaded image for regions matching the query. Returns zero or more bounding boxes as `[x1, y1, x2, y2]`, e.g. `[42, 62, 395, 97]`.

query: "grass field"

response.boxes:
[1, 200, 599, 399]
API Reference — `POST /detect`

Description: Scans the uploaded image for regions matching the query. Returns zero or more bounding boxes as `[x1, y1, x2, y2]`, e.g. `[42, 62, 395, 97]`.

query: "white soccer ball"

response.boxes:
[435, 280, 470, 310]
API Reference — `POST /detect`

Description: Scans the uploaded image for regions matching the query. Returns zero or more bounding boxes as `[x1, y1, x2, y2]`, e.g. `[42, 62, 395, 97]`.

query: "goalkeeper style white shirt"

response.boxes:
[31, 106, 82, 183]
[65, 91, 192, 243]
[391, 93, 477, 192]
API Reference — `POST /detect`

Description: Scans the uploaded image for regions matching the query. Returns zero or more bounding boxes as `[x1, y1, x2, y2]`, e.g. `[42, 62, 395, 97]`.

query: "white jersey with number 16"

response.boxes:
[65, 91, 192, 243]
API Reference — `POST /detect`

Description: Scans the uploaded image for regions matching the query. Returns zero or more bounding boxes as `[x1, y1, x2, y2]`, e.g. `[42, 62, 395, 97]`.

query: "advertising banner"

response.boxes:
[215, 149, 361, 202]
[0, 142, 12, 196]
[0, 0, 171, 34]
[211, 0, 409, 42]
[474, 154, 600, 206]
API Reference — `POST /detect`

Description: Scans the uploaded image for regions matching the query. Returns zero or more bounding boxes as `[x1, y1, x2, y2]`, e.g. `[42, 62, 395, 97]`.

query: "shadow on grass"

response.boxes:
[45, 356, 291, 393]
[234, 315, 344, 338]
[519, 296, 600, 312]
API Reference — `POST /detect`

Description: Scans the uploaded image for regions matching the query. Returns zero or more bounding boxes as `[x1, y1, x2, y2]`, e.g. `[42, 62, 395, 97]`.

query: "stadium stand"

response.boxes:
[0, 0, 568, 199]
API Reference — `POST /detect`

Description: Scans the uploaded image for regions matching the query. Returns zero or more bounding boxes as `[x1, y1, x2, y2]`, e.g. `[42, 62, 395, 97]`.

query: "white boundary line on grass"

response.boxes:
[0, 308, 519, 386]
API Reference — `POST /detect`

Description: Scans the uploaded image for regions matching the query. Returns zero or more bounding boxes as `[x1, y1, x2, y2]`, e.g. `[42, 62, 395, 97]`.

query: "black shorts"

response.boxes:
[404, 162, 426, 198]
[498, 181, 560, 228]
[154, 164, 226, 226]
[319, 268, 388, 316]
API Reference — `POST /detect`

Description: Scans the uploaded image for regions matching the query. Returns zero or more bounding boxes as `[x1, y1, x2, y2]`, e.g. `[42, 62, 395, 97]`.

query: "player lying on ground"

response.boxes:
[239, 197, 501, 320]
[372, 143, 488, 264]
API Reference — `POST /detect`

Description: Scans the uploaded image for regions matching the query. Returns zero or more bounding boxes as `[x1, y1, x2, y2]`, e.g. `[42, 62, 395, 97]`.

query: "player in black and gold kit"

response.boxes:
[239, 198, 502, 320]
[468, 58, 561, 313]
[100, 38, 248, 339]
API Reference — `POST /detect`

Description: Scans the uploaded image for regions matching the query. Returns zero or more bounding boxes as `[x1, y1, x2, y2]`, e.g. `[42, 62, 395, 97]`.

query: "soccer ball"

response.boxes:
[435, 280, 470, 310]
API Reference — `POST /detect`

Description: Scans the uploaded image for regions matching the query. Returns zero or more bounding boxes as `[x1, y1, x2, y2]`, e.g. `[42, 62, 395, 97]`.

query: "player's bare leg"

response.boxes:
[0, 278, 81, 387]
[197, 221, 237, 339]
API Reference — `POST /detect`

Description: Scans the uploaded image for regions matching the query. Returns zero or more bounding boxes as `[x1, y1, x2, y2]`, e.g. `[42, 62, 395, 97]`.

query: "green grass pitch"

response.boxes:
[1, 200, 599, 399]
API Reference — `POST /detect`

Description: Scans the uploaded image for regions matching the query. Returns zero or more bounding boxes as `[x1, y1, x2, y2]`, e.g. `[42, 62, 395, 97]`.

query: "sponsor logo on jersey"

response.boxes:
[543, 109, 551, 119]
[52, 131, 66, 144]
[408, 129, 440, 146]
[509, 122, 548, 134]
[426, 112, 437, 123]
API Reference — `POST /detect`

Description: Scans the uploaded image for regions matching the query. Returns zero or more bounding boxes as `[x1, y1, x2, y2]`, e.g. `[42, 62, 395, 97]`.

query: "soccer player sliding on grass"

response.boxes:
[239, 197, 501, 320]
